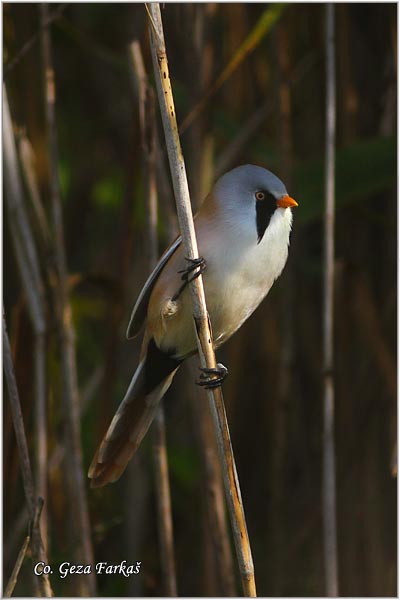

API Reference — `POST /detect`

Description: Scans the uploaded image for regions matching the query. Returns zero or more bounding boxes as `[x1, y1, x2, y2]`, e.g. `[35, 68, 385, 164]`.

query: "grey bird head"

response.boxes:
[214, 164, 289, 202]
[213, 164, 297, 243]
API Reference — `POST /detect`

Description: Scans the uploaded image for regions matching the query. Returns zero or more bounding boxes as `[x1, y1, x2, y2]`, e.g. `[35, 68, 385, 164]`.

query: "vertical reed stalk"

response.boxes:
[3, 86, 49, 558]
[323, 4, 339, 596]
[193, 384, 236, 596]
[3, 312, 53, 597]
[4, 535, 30, 598]
[17, 133, 52, 250]
[129, 40, 178, 597]
[147, 4, 256, 595]
[40, 5, 96, 595]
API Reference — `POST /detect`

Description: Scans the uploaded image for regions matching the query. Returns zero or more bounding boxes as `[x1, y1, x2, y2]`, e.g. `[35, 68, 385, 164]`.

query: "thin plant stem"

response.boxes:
[129, 40, 178, 597]
[3, 85, 49, 557]
[17, 132, 52, 250]
[147, 4, 256, 595]
[3, 311, 53, 597]
[323, 4, 339, 596]
[3, 313, 35, 523]
[4, 535, 30, 598]
[152, 408, 178, 596]
[3, 89, 45, 321]
[34, 332, 48, 554]
[193, 375, 236, 596]
[40, 5, 96, 595]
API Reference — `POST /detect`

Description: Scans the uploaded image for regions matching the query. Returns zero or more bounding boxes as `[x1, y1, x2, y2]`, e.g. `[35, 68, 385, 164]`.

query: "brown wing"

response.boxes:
[89, 340, 182, 487]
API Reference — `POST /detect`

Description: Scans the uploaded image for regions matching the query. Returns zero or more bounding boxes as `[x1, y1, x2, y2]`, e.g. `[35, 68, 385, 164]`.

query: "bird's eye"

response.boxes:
[255, 191, 265, 201]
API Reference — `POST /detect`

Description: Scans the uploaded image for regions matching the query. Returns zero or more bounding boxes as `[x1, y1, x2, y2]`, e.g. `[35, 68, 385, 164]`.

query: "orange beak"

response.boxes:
[276, 195, 298, 209]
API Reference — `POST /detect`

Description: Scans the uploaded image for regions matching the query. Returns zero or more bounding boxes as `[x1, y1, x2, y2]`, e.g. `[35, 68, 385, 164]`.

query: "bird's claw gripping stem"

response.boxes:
[172, 256, 207, 301]
[197, 363, 228, 389]
[178, 256, 207, 283]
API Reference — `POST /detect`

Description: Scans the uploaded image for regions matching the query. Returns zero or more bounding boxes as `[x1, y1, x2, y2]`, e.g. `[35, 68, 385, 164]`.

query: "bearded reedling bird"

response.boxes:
[89, 164, 298, 487]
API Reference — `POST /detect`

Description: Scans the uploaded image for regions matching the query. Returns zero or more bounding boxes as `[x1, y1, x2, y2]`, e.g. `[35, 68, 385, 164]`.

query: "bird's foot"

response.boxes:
[172, 257, 207, 301]
[197, 363, 228, 389]
[178, 256, 207, 283]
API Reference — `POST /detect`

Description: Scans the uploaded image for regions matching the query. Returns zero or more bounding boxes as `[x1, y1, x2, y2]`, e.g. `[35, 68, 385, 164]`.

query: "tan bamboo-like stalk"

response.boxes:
[191, 121, 235, 596]
[4, 535, 30, 598]
[3, 91, 44, 319]
[323, 4, 339, 596]
[193, 380, 236, 596]
[129, 40, 178, 597]
[17, 132, 52, 250]
[147, 4, 256, 596]
[40, 5, 96, 595]
[3, 86, 49, 557]
[3, 311, 53, 597]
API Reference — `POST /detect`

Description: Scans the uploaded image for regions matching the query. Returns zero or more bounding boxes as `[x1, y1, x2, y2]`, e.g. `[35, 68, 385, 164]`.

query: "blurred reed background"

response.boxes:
[3, 3, 396, 597]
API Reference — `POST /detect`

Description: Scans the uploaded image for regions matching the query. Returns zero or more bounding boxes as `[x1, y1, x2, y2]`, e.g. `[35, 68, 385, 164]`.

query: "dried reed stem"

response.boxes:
[3, 311, 53, 597]
[3, 85, 49, 557]
[3, 313, 35, 515]
[4, 535, 30, 598]
[147, 4, 256, 595]
[152, 408, 178, 595]
[34, 331, 48, 553]
[40, 5, 96, 595]
[129, 40, 177, 596]
[194, 385, 236, 596]
[17, 132, 52, 250]
[323, 4, 339, 596]
[3, 89, 44, 323]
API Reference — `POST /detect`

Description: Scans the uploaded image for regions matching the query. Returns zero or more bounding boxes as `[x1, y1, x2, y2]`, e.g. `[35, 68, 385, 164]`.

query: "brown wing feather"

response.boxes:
[89, 342, 181, 487]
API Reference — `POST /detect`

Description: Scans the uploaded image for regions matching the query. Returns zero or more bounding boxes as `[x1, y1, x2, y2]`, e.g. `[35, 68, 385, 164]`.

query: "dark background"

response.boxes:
[3, 3, 397, 597]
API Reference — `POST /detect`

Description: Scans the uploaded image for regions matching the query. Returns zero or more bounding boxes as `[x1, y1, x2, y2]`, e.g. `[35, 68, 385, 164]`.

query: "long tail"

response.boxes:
[88, 340, 181, 487]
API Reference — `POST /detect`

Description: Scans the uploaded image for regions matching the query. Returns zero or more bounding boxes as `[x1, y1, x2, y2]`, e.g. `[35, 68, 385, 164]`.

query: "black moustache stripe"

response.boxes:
[256, 192, 276, 243]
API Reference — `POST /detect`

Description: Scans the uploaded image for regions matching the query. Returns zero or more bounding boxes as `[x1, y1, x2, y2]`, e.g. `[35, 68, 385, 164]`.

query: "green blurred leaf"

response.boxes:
[169, 445, 200, 489]
[71, 295, 106, 321]
[92, 169, 123, 210]
[59, 159, 71, 198]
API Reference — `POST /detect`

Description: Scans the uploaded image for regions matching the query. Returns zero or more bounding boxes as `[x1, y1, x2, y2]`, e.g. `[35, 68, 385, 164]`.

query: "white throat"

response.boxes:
[202, 206, 293, 347]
